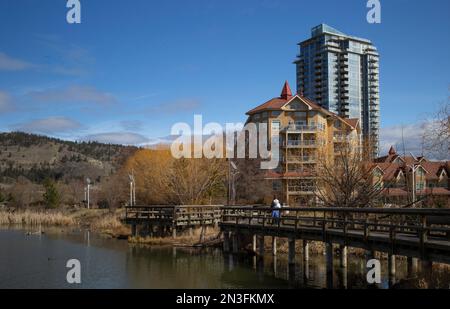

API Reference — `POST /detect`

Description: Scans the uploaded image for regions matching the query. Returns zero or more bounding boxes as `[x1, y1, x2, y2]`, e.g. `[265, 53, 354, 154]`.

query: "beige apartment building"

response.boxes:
[245, 81, 361, 207]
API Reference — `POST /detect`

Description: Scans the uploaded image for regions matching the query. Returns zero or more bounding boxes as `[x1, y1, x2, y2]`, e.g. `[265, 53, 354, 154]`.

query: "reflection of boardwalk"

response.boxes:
[220, 206, 450, 282]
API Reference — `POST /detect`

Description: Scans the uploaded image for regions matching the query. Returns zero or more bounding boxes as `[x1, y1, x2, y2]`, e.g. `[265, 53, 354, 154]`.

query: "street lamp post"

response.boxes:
[229, 161, 239, 206]
[407, 164, 418, 204]
[129, 172, 136, 207]
[86, 178, 91, 209]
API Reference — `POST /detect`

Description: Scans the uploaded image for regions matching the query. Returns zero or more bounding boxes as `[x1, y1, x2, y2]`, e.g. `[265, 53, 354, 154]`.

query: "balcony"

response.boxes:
[288, 186, 317, 194]
[285, 155, 317, 163]
[284, 140, 321, 148]
[284, 124, 323, 132]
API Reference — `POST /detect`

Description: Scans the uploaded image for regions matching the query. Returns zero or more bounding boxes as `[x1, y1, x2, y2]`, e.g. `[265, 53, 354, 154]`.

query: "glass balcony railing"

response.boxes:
[285, 140, 320, 147]
[285, 156, 317, 162]
[284, 124, 325, 132]
[288, 186, 317, 193]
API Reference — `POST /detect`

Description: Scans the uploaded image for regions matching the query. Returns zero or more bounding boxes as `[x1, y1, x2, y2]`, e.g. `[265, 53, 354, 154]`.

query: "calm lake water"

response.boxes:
[0, 228, 449, 289]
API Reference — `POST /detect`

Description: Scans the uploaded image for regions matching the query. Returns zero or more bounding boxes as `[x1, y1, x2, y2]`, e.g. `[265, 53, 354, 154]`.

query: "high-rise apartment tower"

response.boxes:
[295, 24, 380, 155]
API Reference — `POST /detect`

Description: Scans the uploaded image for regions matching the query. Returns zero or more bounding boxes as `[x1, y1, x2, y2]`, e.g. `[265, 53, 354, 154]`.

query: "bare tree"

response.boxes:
[423, 97, 450, 159]
[167, 157, 226, 205]
[315, 141, 384, 208]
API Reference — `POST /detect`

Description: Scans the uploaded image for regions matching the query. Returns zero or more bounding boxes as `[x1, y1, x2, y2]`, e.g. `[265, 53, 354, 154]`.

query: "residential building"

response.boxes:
[371, 146, 450, 207]
[294, 24, 380, 156]
[245, 81, 361, 207]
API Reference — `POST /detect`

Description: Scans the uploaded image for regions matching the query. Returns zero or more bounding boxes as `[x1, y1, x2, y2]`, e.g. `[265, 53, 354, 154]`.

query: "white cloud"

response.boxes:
[81, 132, 150, 145]
[12, 116, 82, 134]
[120, 120, 144, 131]
[380, 123, 426, 156]
[148, 99, 201, 114]
[27, 86, 117, 105]
[0, 52, 34, 71]
[0, 91, 15, 113]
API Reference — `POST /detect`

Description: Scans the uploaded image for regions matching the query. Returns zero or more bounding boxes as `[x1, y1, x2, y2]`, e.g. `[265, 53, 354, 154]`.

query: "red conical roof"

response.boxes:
[388, 146, 397, 155]
[280, 81, 293, 99]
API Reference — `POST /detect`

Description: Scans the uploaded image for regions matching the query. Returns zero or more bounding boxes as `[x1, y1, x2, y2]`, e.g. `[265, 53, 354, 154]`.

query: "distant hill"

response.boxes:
[0, 132, 137, 184]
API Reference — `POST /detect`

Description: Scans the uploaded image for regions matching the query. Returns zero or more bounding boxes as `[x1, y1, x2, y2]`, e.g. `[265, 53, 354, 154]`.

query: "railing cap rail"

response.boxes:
[221, 206, 450, 216]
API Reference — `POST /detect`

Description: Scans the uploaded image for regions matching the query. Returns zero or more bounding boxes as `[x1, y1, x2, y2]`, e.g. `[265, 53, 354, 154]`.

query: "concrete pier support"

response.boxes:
[271, 237, 277, 256]
[288, 237, 296, 265]
[257, 235, 265, 257]
[388, 254, 396, 278]
[172, 227, 177, 238]
[223, 232, 230, 253]
[302, 240, 309, 262]
[339, 245, 347, 268]
[407, 257, 419, 276]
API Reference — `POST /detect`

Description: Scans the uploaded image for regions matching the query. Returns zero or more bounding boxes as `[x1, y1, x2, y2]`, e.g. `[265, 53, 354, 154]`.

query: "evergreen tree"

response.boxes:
[43, 178, 60, 209]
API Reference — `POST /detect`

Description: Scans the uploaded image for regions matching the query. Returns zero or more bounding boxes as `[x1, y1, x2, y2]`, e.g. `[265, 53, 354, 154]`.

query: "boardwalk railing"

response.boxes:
[220, 206, 450, 264]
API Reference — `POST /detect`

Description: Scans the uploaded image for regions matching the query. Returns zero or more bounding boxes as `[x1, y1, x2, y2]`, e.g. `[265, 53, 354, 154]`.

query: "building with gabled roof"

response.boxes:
[245, 81, 361, 206]
[370, 146, 450, 207]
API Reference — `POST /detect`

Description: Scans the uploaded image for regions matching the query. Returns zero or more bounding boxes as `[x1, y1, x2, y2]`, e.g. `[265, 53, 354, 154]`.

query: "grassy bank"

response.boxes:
[0, 208, 129, 237]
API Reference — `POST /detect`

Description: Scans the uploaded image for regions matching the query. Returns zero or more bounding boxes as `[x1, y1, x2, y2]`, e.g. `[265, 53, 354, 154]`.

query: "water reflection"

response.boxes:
[0, 229, 449, 289]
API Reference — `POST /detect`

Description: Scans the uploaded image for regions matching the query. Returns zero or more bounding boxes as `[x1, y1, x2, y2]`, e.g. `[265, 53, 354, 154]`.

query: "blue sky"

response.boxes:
[0, 0, 449, 154]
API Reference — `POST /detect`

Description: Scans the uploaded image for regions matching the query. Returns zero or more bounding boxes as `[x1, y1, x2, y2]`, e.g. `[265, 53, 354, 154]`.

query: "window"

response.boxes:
[294, 111, 307, 119]
[271, 111, 281, 117]
[272, 180, 282, 191]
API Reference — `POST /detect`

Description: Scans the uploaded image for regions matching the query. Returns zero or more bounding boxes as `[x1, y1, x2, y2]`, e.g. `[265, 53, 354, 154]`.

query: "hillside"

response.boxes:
[0, 132, 137, 184]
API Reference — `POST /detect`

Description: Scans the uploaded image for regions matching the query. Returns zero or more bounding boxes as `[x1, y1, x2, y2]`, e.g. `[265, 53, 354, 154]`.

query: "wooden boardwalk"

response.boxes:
[220, 207, 450, 265]
[124, 205, 222, 237]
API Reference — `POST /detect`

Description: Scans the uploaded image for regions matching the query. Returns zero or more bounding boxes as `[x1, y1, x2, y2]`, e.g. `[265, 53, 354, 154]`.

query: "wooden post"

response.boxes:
[407, 257, 418, 276]
[131, 224, 137, 237]
[326, 242, 333, 273]
[257, 235, 265, 257]
[302, 240, 309, 262]
[339, 245, 347, 268]
[288, 237, 296, 265]
[271, 237, 277, 256]
[420, 215, 427, 259]
[421, 260, 432, 272]
[223, 231, 230, 253]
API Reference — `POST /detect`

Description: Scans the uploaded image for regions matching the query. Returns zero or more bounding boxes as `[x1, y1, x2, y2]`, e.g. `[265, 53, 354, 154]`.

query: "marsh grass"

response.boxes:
[0, 210, 76, 227]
